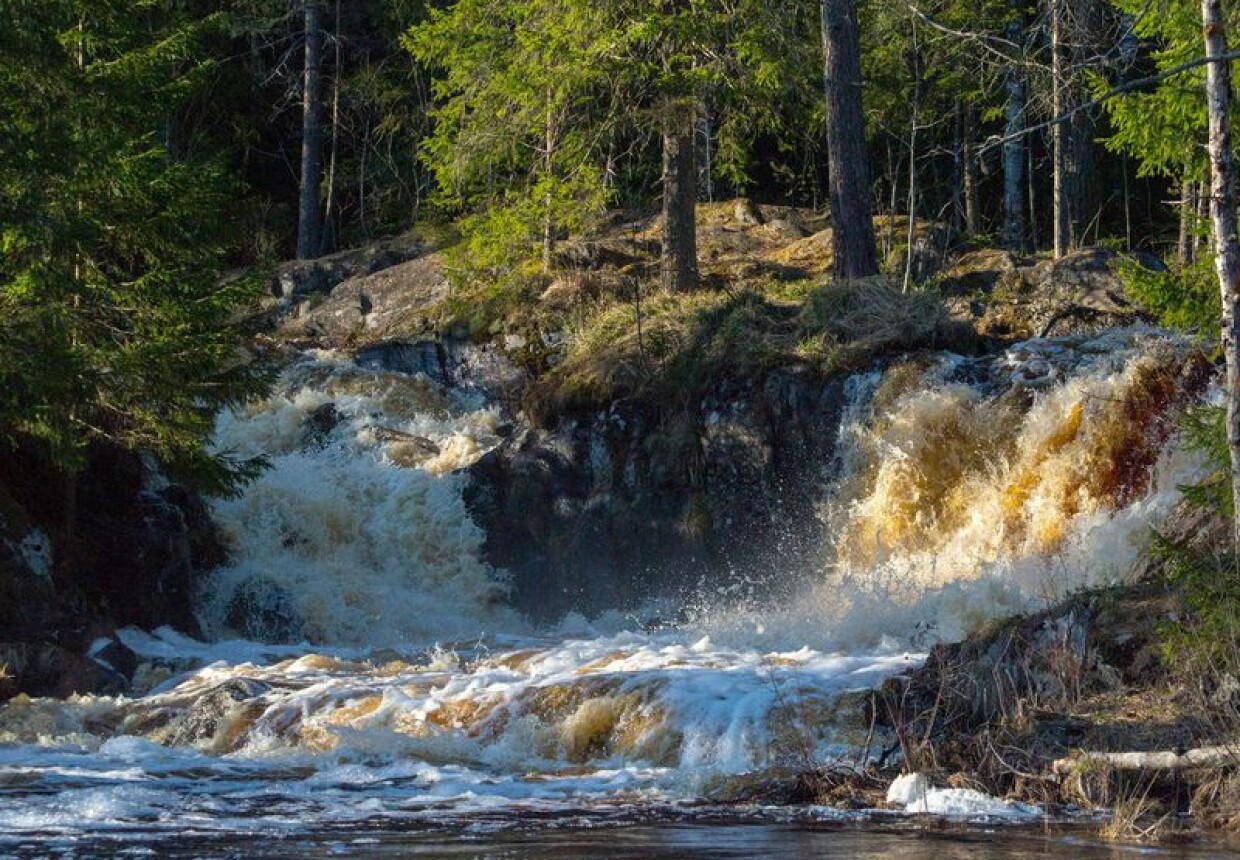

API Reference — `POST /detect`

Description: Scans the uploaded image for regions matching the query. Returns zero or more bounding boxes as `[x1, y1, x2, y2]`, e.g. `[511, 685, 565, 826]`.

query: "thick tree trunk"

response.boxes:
[661, 97, 698, 294]
[1204, 0, 1240, 550]
[821, 0, 879, 280]
[296, 0, 324, 260]
[1051, 0, 1070, 259]
[1002, 10, 1026, 253]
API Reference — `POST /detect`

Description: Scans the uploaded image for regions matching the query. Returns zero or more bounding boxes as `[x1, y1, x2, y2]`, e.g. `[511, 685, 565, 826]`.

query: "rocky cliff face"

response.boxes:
[464, 368, 850, 621]
[0, 443, 220, 697]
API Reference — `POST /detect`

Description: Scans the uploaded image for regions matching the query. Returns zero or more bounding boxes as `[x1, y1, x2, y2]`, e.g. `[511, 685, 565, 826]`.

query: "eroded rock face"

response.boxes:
[465, 369, 848, 622]
[354, 337, 526, 401]
[0, 444, 222, 699]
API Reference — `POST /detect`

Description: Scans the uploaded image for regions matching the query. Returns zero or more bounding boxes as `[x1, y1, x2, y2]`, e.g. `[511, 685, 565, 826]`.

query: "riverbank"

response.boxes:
[1, 201, 1233, 842]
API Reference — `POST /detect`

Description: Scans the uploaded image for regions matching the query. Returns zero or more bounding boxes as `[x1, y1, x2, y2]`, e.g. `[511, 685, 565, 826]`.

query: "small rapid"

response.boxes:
[0, 327, 1214, 851]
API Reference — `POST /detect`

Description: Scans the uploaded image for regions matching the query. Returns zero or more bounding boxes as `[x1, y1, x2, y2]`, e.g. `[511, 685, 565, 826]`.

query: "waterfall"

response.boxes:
[0, 326, 1214, 842]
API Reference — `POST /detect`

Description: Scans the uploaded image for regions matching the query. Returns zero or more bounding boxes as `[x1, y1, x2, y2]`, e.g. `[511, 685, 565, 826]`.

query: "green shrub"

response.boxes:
[1117, 254, 1220, 343]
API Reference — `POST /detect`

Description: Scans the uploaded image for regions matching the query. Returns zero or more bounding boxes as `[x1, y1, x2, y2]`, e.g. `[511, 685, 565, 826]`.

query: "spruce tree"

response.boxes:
[0, 0, 268, 493]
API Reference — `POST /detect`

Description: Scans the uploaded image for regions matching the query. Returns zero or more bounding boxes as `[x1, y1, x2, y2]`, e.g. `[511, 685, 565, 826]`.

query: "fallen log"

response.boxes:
[1052, 746, 1237, 776]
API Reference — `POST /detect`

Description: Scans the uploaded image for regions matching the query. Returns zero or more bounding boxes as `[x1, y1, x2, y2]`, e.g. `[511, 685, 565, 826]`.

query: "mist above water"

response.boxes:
[0, 327, 1213, 847]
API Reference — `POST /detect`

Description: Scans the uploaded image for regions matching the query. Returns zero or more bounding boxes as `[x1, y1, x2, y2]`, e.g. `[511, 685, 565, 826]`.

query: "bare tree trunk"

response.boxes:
[319, 0, 341, 256]
[1028, 141, 1039, 251]
[542, 87, 557, 275]
[661, 97, 698, 294]
[903, 20, 920, 293]
[821, 0, 879, 280]
[1197, 182, 1211, 259]
[962, 106, 981, 238]
[1051, 0, 1070, 259]
[1204, 0, 1240, 549]
[699, 111, 714, 203]
[1066, 0, 1102, 247]
[1179, 174, 1195, 267]
[1002, 7, 1026, 253]
[296, 0, 324, 260]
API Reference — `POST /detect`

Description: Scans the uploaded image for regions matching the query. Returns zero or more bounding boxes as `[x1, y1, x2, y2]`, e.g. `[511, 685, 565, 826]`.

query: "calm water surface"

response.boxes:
[4, 821, 1237, 860]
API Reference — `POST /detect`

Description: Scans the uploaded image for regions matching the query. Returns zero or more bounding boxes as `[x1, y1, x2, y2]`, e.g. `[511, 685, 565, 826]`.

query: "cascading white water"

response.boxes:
[196, 351, 522, 646]
[0, 327, 1213, 847]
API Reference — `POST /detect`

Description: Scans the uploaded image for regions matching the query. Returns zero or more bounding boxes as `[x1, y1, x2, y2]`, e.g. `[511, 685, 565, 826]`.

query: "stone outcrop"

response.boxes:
[0, 444, 221, 699]
[465, 368, 848, 621]
[942, 247, 1153, 339]
[282, 253, 451, 344]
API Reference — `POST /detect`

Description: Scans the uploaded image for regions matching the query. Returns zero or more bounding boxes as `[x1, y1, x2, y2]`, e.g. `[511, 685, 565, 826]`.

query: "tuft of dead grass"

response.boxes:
[526, 277, 961, 423]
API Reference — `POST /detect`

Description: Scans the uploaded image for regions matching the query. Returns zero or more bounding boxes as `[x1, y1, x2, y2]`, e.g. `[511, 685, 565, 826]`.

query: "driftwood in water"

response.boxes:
[1052, 746, 1236, 776]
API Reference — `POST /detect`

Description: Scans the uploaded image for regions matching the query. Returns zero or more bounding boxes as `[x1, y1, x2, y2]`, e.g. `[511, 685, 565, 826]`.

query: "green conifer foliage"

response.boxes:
[0, 0, 268, 493]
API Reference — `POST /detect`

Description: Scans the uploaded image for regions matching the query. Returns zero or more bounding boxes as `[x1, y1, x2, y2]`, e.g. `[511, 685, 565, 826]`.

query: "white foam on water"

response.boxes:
[0, 329, 1214, 847]
[198, 352, 521, 647]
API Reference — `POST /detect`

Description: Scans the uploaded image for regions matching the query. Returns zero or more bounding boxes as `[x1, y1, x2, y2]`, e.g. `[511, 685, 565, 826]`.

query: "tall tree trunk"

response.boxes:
[661, 97, 698, 294]
[542, 87, 558, 275]
[962, 105, 981, 238]
[902, 19, 920, 293]
[1002, 8, 1026, 253]
[296, 0, 324, 260]
[319, 0, 341, 256]
[1051, 0, 1070, 258]
[1203, 0, 1240, 549]
[1178, 175, 1195, 267]
[821, 0, 878, 280]
[1065, 0, 1102, 247]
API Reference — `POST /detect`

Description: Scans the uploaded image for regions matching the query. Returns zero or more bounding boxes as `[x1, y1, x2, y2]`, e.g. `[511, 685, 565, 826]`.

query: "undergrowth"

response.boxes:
[526, 277, 958, 422]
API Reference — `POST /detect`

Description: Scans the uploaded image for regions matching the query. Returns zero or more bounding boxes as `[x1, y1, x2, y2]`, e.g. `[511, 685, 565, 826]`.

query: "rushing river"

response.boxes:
[0, 328, 1218, 856]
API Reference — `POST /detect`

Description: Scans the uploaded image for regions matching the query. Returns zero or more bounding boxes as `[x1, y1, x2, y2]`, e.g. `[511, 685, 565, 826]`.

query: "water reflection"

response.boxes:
[7, 824, 1236, 860]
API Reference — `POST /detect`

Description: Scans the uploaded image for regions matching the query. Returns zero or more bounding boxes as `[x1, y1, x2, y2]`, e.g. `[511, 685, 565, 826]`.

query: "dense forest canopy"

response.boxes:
[0, 0, 1238, 492]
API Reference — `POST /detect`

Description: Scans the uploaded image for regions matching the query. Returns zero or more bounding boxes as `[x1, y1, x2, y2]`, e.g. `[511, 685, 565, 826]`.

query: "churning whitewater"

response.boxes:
[0, 328, 1211, 848]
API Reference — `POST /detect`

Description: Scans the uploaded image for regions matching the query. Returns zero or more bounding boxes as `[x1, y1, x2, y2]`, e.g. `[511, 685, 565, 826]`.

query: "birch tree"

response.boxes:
[1203, 0, 1240, 547]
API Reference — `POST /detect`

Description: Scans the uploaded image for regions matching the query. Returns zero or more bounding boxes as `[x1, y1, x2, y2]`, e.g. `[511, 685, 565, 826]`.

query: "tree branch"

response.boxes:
[979, 50, 1240, 156]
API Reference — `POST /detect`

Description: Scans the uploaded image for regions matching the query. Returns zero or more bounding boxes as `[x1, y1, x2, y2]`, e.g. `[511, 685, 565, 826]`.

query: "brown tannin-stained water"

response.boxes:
[0, 329, 1223, 856]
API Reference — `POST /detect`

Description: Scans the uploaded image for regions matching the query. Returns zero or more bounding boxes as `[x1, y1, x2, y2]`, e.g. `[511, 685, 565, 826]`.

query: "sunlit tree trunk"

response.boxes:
[1202, 0, 1240, 549]
[1051, 0, 1070, 259]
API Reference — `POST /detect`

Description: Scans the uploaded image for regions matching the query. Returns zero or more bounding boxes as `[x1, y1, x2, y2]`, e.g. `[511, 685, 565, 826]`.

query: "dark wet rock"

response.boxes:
[465, 371, 848, 622]
[0, 642, 127, 698]
[138, 677, 273, 750]
[306, 402, 345, 442]
[224, 577, 304, 644]
[0, 441, 224, 700]
[0, 484, 59, 645]
[91, 636, 140, 682]
[355, 337, 526, 400]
